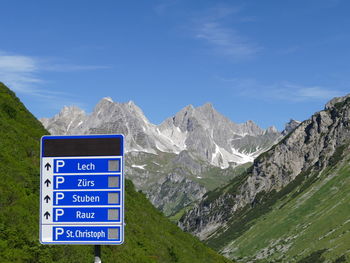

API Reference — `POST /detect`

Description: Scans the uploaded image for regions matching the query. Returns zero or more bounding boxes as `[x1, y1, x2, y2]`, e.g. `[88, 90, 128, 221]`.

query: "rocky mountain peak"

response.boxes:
[282, 119, 301, 136]
[93, 98, 150, 125]
[180, 93, 350, 240]
[178, 104, 195, 116]
[325, 93, 350, 110]
[127, 100, 136, 107]
[41, 99, 281, 168]
[59, 105, 85, 117]
[102, 96, 114, 103]
[197, 102, 214, 112]
[95, 96, 113, 107]
[40, 105, 86, 135]
[242, 120, 264, 136]
[265, 125, 278, 134]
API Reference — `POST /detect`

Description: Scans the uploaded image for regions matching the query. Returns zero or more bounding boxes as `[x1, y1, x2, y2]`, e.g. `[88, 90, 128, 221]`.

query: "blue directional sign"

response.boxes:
[53, 175, 120, 190]
[52, 226, 121, 242]
[52, 207, 121, 222]
[53, 191, 121, 206]
[53, 158, 121, 174]
[40, 135, 124, 245]
[53, 174, 121, 190]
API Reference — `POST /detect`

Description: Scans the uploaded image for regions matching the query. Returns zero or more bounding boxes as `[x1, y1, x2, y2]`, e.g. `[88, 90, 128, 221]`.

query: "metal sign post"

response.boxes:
[39, 135, 125, 261]
[95, 245, 101, 263]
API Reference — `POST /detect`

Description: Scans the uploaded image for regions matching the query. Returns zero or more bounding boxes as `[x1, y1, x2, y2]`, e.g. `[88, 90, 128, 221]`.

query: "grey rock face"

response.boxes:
[158, 103, 281, 168]
[325, 93, 350, 109]
[40, 97, 281, 215]
[171, 151, 204, 175]
[42, 98, 280, 168]
[40, 106, 87, 135]
[282, 119, 301, 136]
[148, 173, 206, 216]
[180, 94, 350, 240]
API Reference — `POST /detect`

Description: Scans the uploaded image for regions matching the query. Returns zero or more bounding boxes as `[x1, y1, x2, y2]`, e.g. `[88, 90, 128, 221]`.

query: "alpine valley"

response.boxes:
[180, 94, 350, 262]
[41, 98, 281, 216]
[40, 93, 350, 263]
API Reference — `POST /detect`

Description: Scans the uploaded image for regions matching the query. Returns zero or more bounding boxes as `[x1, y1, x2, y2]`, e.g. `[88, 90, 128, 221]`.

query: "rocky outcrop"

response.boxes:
[180, 94, 350, 240]
[40, 106, 86, 135]
[41, 98, 281, 169]
[148, 173, 206, 216]
[40, 97, 282, 216]
[282, 119, 301, 136]
[158, 103, 281, 168]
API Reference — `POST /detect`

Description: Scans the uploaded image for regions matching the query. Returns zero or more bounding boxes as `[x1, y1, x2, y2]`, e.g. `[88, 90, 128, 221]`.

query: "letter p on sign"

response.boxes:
[56, 160, 65, 173]
[55, 228, 64, 240]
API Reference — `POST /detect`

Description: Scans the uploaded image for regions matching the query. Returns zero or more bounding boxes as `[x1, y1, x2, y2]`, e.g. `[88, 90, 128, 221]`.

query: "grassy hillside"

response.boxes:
[0, 82, 231, 263]
[206, 145, 350, 262]
[127, 149, 250, 217]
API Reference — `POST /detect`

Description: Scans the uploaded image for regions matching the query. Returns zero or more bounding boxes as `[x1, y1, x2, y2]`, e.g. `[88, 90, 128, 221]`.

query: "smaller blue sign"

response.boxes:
[53, 191, 120, 206]
[53, 226, 121, 242]
[54, 158, 120, 174]
[53, 175, 120, 190]
[53, 207, 120, 222]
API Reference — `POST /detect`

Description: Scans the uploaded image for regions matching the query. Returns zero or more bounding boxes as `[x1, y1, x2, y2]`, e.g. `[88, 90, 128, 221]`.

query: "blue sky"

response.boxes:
[0, 0, 349, 130]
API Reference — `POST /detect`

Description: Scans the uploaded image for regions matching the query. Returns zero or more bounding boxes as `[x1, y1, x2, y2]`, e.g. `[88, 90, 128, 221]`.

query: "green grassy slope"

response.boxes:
[0, 82, 232, 263]
[127, 149, 251, 217]
[210, 146, 350, 262]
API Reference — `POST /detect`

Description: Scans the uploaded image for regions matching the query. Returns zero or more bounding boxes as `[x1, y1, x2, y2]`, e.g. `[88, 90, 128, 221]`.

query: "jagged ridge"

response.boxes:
[179, 94, 350, 262]
[41, 98, 281, 169]
[41, 98, 282, 217]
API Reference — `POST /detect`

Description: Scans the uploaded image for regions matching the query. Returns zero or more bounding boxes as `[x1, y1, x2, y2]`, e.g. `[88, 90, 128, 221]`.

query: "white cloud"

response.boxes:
[0, 55, 38, 73]
[153, 3, 259, 60]
[0, 53, 42, 94]
[196, 22, 260, 59]
[192, 6, 261, 60]
[0, 51, 108, 113]
[0, 51, 107, 99]
[285, 84, 343, 100]
[220, 77, 344, 102]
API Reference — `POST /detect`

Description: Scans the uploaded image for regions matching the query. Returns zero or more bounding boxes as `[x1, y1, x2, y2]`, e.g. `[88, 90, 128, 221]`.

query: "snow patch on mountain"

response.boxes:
[41, 98, 281, 168]
[131, 164, 147, 170]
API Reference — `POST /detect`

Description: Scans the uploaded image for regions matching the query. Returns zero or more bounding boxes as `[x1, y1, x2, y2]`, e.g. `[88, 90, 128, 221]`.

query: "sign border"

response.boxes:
[39, 134, 125, 245]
